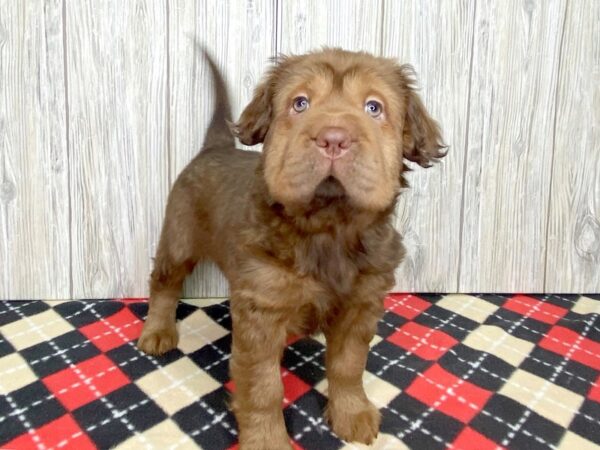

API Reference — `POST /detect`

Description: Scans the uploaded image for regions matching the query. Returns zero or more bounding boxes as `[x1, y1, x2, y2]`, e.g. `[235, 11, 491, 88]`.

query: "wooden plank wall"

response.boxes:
[0, 0, 598, 299]
[460, 0, 566, 292]
[382, 2, 474, 292]
[545, 0, 600, 292]
[0, 0, 70, 299]
[66, 1, 169, 298]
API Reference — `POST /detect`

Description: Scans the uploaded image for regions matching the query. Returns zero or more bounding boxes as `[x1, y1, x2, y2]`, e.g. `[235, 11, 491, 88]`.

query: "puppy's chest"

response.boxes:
[293, 233, 363, 296]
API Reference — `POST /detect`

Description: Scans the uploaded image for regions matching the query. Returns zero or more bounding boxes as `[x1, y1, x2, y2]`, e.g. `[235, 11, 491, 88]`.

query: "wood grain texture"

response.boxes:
[382, 1, 475, 292]
[0, 0, 69, 299]
[545, 0, 600, 292]
[168, 0, 277, 298]
[66, 1, 169, 298]
[277, 0, 383, 54]
[459, 0, 566, 292]
[1, 1, 597, 298]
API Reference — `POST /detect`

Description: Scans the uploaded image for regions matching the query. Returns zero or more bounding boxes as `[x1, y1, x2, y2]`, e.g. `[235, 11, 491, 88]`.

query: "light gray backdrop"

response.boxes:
[0, 0, 598, 299]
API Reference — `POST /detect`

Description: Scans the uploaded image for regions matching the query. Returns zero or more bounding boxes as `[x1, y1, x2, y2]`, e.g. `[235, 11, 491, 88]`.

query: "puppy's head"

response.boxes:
[234, 49, 446, 212]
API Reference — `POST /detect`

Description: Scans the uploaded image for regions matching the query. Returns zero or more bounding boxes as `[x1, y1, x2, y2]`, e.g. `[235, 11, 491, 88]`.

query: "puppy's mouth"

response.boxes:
[313, 175, 346, 200]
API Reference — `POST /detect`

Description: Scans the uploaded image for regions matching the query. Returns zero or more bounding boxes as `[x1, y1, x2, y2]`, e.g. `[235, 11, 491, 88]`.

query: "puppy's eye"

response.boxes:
[292, 96, 310, 113]
[365, 100, 383, 118]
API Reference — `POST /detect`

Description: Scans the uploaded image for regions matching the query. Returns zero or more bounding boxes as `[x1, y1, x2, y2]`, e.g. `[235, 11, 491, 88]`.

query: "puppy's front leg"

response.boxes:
[230, 294, 292, 450]
[324, 301, 383, 444]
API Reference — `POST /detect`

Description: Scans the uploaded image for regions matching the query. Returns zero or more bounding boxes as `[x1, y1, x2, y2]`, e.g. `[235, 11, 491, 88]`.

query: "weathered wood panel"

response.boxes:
[383, 1, 475, 292]
[0, 0, 70, 299]
[66, 1, 169, 298]
[277, 0, 383, 54]
[169, 0, 277, 298]
[1, 1, 598, 298]
[545, 0, 600, 293]
[459, 0, 566, 292]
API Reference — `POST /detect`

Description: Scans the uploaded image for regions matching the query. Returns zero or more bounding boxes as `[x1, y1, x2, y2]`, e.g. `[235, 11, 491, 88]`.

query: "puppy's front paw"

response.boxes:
[326, 399, 381, 444]
[137, 325, 178, 355]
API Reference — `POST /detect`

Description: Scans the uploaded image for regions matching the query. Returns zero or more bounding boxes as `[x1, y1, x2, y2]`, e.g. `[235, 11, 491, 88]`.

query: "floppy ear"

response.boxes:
[233, 80, 273, 146]
[397, 66, 447, 167]
[233, 55, 298, 145]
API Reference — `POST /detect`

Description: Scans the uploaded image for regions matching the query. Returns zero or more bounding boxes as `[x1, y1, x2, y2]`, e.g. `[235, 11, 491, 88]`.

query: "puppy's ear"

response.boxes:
[233, 70, 276, 146]
[397, 66, 447, 167]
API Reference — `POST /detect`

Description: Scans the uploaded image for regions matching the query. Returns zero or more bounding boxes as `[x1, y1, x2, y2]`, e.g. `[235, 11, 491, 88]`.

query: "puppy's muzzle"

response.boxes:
[315, 126, 352, 160]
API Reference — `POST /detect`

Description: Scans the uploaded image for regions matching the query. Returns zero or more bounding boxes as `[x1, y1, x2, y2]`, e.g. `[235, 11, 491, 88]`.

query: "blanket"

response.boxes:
[0, 294, 598, 449]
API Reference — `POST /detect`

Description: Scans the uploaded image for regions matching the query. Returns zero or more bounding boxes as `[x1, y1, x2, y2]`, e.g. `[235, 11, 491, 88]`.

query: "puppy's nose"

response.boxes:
[315, 127, 352, 159]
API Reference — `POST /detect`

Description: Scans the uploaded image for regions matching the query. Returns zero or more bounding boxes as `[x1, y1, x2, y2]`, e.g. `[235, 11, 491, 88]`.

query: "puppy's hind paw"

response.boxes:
[137, 326, 179, 356]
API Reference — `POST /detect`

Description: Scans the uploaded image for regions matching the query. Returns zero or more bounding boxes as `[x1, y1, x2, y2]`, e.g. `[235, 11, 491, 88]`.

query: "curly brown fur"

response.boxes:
[138, 47, 445, 448]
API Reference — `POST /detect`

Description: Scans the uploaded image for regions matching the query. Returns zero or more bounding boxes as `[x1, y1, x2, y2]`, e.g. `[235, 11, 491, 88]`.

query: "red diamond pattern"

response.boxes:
[385, 294, 431, 320]
[406, 363, 493, 423]
[4, 414, 95, 450]
[43, 354, 129, 410]
[540, 325, 600, 370]
[588, 374, 600, 403]
[452, 426, 504, 450]
[388, 321, 458, 360]
[503, 295, 568, 325]
[80, 307, 143, 352]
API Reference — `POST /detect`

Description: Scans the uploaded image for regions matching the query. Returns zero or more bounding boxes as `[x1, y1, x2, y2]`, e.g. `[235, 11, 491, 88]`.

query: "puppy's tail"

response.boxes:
[192, 41, 235, 150]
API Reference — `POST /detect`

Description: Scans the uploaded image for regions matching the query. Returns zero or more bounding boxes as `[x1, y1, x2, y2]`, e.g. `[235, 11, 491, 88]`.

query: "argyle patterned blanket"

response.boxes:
[0, 294, 598, 450]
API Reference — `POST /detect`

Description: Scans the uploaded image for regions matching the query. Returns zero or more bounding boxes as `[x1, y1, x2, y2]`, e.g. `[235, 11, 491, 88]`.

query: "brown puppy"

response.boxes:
[138, 48, 445, 449]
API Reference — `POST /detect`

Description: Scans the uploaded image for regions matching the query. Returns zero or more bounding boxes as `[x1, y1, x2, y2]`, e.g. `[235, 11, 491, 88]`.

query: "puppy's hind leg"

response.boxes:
[138, 210, 202, 356]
